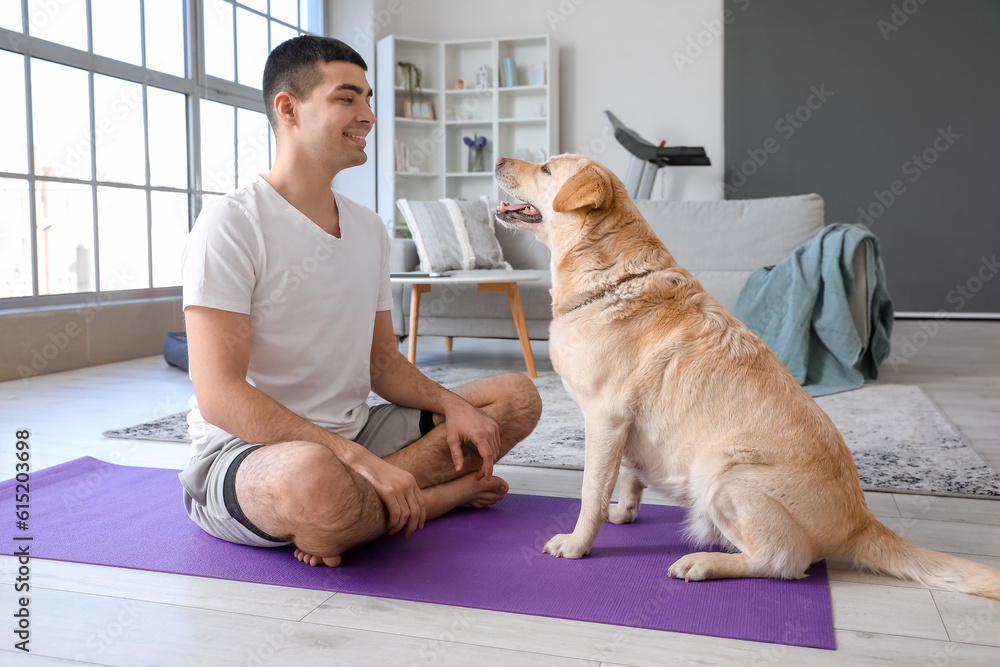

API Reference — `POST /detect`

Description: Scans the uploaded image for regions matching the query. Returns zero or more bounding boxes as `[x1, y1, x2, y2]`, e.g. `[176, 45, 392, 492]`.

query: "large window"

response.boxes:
[0, 0, 323, 306]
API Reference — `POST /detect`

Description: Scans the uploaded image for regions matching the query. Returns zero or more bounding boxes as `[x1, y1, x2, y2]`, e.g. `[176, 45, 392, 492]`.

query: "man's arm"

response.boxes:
[185, 305, 425, 537]
[368, 310, 501, 479]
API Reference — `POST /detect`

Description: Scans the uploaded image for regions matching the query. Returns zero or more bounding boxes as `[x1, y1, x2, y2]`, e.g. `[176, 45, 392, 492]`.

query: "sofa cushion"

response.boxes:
[493, 219, 551, 270]
[635, 194, 825, 271]
[687, 270, 753, 312]
[397, 196, 512, 272]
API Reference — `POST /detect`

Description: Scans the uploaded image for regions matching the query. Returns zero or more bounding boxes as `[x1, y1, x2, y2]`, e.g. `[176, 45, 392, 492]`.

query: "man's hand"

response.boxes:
[347, 449, 426, 538]
[441, 398, 502, 481]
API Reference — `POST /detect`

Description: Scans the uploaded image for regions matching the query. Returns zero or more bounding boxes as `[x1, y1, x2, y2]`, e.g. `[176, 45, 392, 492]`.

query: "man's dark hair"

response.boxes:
[262, 35, 368, 131]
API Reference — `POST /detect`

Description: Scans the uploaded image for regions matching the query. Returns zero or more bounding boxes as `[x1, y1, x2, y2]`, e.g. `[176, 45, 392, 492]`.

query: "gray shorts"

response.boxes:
[179, 403, 435, 548]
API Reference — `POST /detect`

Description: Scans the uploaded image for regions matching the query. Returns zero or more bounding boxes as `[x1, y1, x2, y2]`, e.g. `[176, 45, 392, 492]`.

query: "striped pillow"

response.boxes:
[396, 196, 512, 272]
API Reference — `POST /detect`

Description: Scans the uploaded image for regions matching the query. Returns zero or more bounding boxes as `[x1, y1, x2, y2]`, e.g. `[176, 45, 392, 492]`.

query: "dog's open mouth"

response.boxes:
[496, 201, 543, 224]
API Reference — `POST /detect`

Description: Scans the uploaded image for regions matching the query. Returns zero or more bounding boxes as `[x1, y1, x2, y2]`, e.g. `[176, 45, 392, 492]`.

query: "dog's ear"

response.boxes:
[551, 165, 614, 213]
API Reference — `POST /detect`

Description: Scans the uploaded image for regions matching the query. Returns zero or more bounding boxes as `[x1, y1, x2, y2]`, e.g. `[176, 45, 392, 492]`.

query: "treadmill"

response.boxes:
[604, 110, 710, 199]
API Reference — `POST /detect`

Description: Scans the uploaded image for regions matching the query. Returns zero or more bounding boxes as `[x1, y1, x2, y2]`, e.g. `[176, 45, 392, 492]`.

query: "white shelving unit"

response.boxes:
[376, 34, 559, 235]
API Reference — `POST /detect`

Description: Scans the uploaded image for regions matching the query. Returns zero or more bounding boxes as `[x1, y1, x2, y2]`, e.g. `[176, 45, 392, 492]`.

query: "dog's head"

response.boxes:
[494, 153, 616, 248]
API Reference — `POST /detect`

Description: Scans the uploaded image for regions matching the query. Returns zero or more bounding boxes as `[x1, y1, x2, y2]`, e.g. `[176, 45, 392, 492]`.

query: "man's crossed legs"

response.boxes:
[181, 373, 542, 566]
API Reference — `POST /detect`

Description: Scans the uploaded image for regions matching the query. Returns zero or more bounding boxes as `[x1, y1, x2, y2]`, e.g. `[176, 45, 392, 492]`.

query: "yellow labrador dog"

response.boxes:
[495, 153, 1000, 601]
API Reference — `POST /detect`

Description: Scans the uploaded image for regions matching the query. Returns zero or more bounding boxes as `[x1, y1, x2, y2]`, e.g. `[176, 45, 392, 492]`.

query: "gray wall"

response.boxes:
[725, 0, 1000, 314]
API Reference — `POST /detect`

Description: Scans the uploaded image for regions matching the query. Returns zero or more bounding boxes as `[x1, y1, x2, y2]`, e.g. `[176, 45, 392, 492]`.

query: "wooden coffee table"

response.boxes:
[389, 271, 542, 378]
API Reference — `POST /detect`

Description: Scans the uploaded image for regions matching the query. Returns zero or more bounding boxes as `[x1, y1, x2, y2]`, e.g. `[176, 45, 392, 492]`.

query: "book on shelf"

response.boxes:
[501, 57, 518, 87]
[394, 140, 407, 172]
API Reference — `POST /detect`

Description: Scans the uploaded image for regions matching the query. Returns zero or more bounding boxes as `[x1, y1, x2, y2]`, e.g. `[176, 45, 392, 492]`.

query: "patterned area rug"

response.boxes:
[104, 366, 1000, 499]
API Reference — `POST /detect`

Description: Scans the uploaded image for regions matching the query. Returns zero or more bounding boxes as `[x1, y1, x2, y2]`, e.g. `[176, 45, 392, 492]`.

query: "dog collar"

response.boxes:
[560, 270, 654, 315]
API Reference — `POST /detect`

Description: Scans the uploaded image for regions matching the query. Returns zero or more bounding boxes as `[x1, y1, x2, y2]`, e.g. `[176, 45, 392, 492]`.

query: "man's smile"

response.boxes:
[344, 131, 368, 148]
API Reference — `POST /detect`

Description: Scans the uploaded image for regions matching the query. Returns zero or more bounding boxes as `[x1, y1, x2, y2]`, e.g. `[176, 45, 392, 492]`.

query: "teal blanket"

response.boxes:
[731, 223, 893, 397]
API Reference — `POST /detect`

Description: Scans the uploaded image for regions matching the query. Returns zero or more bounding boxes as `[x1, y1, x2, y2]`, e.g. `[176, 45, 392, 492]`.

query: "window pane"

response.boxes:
[97, 186, 148, 290]
[236, 7, 267, 89]
[300, 0, 318, 32]
[26, 0, 87, 51]
[270, 20, 297, 50]
[36, 182, 95, 295]
[204, 0, 235, 81]
[92, 0, 142, 66]
[148, 87, 189, 189]
[0, 179, 33, 298]
[270, 126, 276, 170]
[200, 100, 235, 193]
[271, 0, 297, 26]
[151, 191, 188, 287]
[94, 75, 146, 185]
[238, 0, 267, 12]
[145, 0, 185, 77]
[0, 3, 22, 32]
[0, 50, 28, 174]
[32, 59, 92, 181]
[237, 108, 269, 188]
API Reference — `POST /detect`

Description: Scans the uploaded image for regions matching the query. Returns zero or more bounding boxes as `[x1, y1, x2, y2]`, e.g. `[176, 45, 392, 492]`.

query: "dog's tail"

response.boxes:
[846, 517, 1000, 601]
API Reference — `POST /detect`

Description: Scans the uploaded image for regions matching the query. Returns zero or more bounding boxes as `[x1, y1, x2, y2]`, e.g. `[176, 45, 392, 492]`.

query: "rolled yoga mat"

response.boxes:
[1, 457, 835, 649]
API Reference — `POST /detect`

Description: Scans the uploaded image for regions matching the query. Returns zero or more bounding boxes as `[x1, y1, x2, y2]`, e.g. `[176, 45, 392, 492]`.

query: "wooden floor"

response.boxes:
[1, 320, 999, 665]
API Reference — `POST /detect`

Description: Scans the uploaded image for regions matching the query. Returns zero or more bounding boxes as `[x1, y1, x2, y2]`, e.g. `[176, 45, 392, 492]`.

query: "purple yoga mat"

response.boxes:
[2, 457, 834, 649]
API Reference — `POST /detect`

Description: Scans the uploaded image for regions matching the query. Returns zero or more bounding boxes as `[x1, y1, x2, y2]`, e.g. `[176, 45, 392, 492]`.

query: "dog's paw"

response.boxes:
[668, 554, 712, 581]
[607, 503, 638, 524]
[542, 533, 592, 559]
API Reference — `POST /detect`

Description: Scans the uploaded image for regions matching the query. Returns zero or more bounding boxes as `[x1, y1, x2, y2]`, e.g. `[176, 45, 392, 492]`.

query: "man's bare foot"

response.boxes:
[293, 549, 342, 567]
[424, 472, 509, 516]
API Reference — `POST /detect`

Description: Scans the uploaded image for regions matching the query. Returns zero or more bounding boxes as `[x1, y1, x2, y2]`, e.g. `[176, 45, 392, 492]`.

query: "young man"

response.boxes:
[180, 36, 542, 567]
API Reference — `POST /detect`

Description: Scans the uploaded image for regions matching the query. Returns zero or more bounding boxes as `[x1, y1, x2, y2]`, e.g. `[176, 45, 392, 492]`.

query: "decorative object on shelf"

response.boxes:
[454, 78, 464, 89]
[404, 98, 435, 120]
[464, 134, 488, 172]
[528, 62, 545, 86]
[475, 65, 490, 89]
[397, 61, 424, 100]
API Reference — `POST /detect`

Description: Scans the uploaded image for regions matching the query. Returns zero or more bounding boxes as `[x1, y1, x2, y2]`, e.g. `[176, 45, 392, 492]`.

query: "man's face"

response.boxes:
[293, 60, 375, 170]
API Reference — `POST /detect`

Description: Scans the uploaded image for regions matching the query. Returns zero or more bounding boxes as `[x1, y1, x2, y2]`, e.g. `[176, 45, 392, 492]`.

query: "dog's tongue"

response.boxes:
[499, 202, 530, 212]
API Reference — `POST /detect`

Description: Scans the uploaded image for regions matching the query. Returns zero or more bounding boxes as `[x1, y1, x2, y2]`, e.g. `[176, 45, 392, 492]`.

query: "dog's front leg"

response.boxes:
[544, 414, 630, 559]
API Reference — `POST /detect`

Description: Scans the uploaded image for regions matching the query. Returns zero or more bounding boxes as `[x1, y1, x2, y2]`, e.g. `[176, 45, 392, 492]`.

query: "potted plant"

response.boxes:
[396, 61, 423, 101]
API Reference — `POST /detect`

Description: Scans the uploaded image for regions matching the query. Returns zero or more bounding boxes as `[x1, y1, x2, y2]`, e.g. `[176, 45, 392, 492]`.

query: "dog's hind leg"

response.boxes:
[668, 480, 814, 581]
[608, 465, 645, 524]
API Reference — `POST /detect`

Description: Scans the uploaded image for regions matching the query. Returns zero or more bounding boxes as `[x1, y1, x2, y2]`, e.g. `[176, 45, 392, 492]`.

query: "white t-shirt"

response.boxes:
[181, 177, 393, 457]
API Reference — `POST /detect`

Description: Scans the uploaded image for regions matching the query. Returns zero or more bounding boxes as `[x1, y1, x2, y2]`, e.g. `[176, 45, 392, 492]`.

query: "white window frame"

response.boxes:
[0, 0, 323, 310]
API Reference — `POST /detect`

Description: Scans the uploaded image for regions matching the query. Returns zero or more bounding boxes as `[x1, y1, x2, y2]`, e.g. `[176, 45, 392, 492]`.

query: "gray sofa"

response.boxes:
[389, 194, 868, 347]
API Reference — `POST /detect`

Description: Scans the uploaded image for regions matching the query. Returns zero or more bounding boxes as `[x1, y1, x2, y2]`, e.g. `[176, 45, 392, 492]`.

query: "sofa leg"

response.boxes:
[445, 336, 453, 352]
